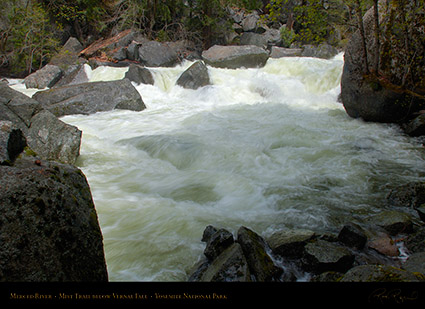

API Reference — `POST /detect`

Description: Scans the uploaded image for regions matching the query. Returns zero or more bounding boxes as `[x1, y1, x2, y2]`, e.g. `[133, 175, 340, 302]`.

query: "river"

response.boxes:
[14, 54, 425, 281]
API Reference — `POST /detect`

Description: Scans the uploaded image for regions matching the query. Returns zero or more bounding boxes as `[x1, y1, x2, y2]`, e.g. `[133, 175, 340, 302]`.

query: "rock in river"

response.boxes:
[202, 45, 269, 69]
[33, 79, 146, 117]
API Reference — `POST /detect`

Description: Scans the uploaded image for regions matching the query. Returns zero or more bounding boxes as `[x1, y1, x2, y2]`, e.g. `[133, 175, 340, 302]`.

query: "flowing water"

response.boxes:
[14, 55, 425, 281]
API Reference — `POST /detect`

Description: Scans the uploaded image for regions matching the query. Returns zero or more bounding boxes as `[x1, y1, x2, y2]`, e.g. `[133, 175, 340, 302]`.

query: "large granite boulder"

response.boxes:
[341, 2, 425, 123]
[0, 83, 81, 164]
[27, 110, 81, 165]
[33, 79, 146, 117]
[0, 157, 108, 281]
[202, 45, 269, 69]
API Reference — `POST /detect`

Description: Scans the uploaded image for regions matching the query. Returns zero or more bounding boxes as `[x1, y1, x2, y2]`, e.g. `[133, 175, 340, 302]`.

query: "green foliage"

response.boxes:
[1, 0, 60, 74]
[280, 26, 295, 47]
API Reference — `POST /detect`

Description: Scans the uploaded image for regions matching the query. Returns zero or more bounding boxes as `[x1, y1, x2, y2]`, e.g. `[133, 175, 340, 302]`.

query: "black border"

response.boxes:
[1, 282, 424, 306]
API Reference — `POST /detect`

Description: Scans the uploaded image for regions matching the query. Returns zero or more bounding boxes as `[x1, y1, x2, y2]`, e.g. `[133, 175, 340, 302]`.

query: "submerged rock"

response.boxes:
[33, 79, 146, 117]
[202, 45, 269, 69]
[0, 157, 108, 281]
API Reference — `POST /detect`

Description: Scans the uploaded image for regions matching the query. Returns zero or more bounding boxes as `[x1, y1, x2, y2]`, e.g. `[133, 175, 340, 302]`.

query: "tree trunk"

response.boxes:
[373, 0, 380, 74]
[355, 0, 369, 74]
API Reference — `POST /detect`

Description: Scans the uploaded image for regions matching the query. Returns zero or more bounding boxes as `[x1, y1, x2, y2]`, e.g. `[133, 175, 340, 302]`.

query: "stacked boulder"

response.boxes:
[190, 202, 425, 282]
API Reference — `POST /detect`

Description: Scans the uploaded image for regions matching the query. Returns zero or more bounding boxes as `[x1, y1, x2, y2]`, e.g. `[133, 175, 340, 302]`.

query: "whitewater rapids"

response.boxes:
[16, 54, 425, 281]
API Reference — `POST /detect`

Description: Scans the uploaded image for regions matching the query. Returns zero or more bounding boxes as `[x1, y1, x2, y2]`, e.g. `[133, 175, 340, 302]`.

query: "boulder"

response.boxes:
[340, 3, 425, 123]
[267, 229, 316, 258]
[202, 45, 269, 69]
[124, 64, 155, 85]
[405, 228, 425, 253]
[24, 65, 63, 89]
[301, 43, 338, 59]
[0, 157, 108, 281]
[193, 243, 252, 282]
[366, 210, 414, 236]
[138, 41, 180, 67]
[204, 228, 234, 261]
[27, 110, 81, 165]
[337, 223, 367, 250]
[340, 265, 420, 282]
[402, 252, 425, 276]
[49, 37, 85, 68]
[387, 182, 425, 209]
[403, 114, 425, 137]
[176, 61, 211, 90]
[1, 83, 81, 164]
[33, 79, 146, 117]
[302, 239, 355, 273]
[270, 46, 303, 58]
[367, 232, 399, 257]
[237, 227, 282, 281]
[241, 12, 260, 32]
[0, 121, 26, 165]
[53, 64, 89, 88]
[240, 32, 269, 49]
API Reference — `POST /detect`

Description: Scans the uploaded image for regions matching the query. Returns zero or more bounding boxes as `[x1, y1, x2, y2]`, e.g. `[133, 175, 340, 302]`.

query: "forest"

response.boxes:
[1, 0, 424, 97]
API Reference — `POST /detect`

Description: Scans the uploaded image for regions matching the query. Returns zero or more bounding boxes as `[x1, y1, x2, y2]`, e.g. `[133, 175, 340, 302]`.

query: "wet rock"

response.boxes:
[366, 210, 414, 236]
[403, 114, 425, 137]
[194, 243, 251, 282]
[124, 64, 154, 85]
[237, 226, 282, 281]
[267, 229, 316, 258]
[202, 225, 218, 243]
[302, 239, 355, 273]
[138, 41, 180, 67]
[367, 232, 399, 257]
[0, 121, 26, 165]
[311, 271, 344, 282]
[340, 265, 420, 282]
[33, 79, 146, 117]
[402, 252, 425, 276]
[27, 110, 81, 165]
[405, 228, 425, 253]
[176, 61, 211, 90]
[24, 65, 63, 89]
[202, 45, 269, 69]
[204, 228, 234, 261]
[416, 205, 425, 222]
[338, 223, 367, 250]
[0, 157, 108, 281]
